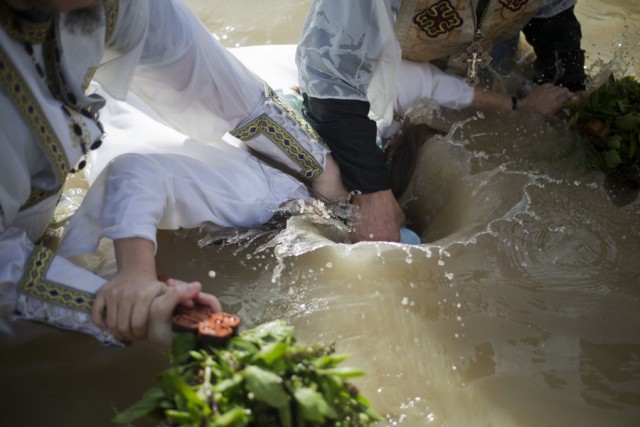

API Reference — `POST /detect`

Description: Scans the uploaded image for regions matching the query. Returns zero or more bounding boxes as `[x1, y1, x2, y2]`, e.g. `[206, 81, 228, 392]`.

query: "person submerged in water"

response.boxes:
[295, 0, 586, 244]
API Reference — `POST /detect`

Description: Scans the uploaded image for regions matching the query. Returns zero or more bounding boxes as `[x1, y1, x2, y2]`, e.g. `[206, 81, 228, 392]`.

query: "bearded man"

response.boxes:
[0, 0, 340, 345]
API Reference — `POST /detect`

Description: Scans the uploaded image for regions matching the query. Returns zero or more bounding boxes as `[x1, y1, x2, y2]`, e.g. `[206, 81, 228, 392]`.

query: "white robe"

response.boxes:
[59, 43, 470, 261]
[295, 0, 576, 127]
[0, 1, 327, 344]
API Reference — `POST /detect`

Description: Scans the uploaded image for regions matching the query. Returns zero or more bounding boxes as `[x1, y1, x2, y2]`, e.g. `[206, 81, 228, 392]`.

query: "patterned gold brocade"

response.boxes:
[18, 246, 94, 313]
[230, 86, 325, 181]
[104, 0, 120, 43]
[230, 114, 322, 181]
[268, 88, 327, 150]
[396, 0, 542, 64]
[0, 44, 70, 211]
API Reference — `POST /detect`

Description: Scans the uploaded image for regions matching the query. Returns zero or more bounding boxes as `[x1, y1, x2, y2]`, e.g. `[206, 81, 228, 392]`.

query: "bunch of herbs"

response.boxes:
[114, 320, 381, 427]
[566, 74, 640, 182]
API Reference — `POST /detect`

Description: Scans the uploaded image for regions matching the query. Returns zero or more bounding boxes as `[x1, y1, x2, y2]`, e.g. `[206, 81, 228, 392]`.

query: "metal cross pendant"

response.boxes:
[456, 41, 492, 86]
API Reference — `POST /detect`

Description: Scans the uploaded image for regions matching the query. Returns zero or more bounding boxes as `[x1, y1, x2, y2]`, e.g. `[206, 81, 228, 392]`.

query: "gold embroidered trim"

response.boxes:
[18, 245, 94, 313]
[0, 44, 70, 210]
[395, 0, 419, 44]
[81, 66, 97, 92]
[20, 188, 62, 211]
[230, 113, 322, 181]
[499, 0, 529, 12]
[104, 0, 120, 43]
[413, 0, 463, 38]
[266, 86, 328, 150]
[0, 2, 53, 44]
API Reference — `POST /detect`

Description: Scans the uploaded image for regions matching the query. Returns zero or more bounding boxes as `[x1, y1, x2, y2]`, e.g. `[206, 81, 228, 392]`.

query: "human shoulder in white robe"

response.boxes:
[0, 1, 328, 345]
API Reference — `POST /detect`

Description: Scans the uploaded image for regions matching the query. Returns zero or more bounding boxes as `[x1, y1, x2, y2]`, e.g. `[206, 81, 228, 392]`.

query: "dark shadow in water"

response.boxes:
[605, 166, 640, 206]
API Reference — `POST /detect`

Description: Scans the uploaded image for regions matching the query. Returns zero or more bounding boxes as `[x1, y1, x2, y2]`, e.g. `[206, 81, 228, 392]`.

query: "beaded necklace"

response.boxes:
[1, 2, 105, 173]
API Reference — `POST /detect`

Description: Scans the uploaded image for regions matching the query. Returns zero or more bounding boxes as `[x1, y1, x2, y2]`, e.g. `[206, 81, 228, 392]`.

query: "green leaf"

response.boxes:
[214, 407, 251, 427]
[165, 409, 195, 424]
[240, 320, 295, 346]
[313, 353, 349, 368]
[243, 365, 289, 408]
[605, 134, 622, 150]
[228, 337, 260, 357]
[615, 113, 640, 131]
[213, 373, 244, 394]
[293, 386, 338, 422]
[171, 332, 198, 362]
[171, 371, 212, 417]
[257, 342, 288, 366]
[112, 387, 165, 424]
[604, 149, 622, 170]
[277, 405, 293, 427]
[318, 367, 366, 378]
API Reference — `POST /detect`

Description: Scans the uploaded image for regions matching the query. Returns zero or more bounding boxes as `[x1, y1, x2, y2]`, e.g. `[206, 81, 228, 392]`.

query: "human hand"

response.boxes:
[519, 83, 580, 119]
[92, 271, 166, 342]
[147, 278, 222, 347]
[350, 190, 405, 242]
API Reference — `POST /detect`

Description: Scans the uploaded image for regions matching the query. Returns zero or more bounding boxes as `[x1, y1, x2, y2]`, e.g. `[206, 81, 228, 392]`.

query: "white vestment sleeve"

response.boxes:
[57, 151, 308, 258]
[0, 228, 120, 345]
[95, 0, 328, 180]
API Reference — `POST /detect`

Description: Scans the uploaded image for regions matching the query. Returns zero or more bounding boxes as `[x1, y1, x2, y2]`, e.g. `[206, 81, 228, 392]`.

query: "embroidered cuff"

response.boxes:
[16, 245, 121, 346]
[229, 84, 329, 182]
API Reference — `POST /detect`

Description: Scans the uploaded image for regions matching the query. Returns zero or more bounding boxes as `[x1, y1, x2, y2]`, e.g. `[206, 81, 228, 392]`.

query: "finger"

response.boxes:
[105, 297, 120, 337]
[130, 283, 165, 340]
[165, 277, 189, 288]
[91, 293, 108, 330]
[130, 299, 151, 341]
[151, 282, 201, 321]
[116, 297, 136, 341]
[195, 292, 223, 313]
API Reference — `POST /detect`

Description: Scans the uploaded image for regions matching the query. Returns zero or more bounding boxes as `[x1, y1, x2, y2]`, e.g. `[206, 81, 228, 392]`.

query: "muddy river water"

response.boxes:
[1, 1, 639, 426]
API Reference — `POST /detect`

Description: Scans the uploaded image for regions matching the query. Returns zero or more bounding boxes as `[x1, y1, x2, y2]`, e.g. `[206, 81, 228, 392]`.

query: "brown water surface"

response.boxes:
[1, 1, 639, 426]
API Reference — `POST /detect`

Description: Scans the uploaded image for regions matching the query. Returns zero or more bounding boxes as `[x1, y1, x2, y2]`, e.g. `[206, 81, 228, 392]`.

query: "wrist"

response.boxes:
[114, 237, 157, 276]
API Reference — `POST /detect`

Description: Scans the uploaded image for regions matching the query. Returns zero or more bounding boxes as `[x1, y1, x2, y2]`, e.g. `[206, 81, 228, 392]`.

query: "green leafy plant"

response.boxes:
[114, 320, 382, 426]
[566, 74, 640, 182]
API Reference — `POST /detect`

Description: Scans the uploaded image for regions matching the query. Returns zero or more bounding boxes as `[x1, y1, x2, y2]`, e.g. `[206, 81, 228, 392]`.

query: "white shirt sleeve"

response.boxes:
[394, 60, 475, 113]
[95, 0, 328, 180]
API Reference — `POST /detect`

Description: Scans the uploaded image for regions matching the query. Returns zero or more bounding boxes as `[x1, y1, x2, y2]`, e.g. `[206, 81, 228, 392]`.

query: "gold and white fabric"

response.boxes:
[296, 0, 476, 129]
[396, 0, 543, 65]
[57, 86, 311, 259]
[296, 0, 571, 127]
[0, 0, 328, 344]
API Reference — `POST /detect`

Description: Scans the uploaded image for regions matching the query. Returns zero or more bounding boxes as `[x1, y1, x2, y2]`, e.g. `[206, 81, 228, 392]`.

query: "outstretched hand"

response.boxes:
[92, 272, 166, 342]
[350, 190, 404, 243]
[519, 83, 580, 119]
[91, 237, 222, 345]
[147, 278, 222, 346]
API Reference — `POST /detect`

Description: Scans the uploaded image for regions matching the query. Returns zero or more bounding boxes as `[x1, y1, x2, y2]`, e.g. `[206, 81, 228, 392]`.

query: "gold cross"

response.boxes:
[455, 41, 492, 86]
